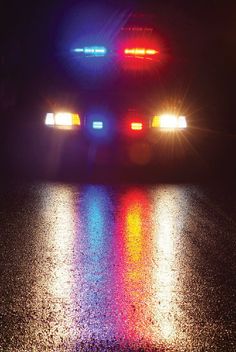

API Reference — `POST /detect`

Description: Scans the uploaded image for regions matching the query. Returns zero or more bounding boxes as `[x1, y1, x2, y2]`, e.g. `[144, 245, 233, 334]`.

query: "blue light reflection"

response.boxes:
[78, 186, 116, 341]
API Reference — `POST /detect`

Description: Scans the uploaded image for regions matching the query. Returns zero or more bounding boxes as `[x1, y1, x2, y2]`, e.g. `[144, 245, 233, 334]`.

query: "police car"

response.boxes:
[43, 12, 190, 174]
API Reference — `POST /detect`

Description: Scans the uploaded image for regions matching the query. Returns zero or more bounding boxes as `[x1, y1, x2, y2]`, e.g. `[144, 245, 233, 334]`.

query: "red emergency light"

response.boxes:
[131, 122, 143, 131]
[124, 48, 158, 57]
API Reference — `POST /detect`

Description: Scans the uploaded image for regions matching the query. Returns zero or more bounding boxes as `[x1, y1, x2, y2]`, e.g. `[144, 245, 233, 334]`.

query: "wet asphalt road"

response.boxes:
[0, 181, 236, 351]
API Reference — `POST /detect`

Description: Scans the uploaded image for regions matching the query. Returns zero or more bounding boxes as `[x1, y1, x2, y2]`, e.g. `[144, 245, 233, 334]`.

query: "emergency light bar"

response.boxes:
[124, 48, 158, 57]
[73, 46, 107, 57]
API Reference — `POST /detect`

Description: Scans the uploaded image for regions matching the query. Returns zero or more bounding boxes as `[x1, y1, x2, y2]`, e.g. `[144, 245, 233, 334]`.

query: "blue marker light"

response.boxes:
[73, 46, 107, 57]
[93, 121, 104, 129]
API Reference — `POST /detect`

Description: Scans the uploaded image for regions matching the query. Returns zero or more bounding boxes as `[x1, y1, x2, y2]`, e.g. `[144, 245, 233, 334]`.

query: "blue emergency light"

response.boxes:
[73, 46, 107, 57]
[93, 121, 104, 129]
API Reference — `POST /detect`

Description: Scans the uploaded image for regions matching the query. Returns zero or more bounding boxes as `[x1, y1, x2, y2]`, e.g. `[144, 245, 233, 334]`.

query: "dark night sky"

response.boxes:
[1, 0, 236, 129]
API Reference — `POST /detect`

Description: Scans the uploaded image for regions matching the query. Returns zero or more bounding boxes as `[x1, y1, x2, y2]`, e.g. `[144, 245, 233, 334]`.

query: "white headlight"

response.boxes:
[45, 113, 54, 126]
[160, 114, 178, 129]
[178, 116, 187, 128]
[45, 112, 81, 129]
[54, 112, 73, 126]
[153, 114, 187, 129]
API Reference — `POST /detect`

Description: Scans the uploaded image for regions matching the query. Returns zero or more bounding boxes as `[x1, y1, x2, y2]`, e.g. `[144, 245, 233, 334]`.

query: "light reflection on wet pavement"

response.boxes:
[0, 182, 236, 351]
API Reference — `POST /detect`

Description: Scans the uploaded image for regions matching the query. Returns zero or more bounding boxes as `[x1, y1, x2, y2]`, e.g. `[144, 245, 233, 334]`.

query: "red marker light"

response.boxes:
[131, 122, 143, 131]
[146, 49, 157, 55]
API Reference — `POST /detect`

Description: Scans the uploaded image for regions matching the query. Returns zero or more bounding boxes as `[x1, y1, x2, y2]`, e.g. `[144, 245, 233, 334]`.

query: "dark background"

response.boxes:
[1, 0, 236, 180]
[2, 0, 235, 124]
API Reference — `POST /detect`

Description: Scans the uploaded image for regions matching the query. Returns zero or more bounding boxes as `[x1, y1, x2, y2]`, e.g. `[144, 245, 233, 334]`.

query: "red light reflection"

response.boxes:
[114, 189, 154, 345]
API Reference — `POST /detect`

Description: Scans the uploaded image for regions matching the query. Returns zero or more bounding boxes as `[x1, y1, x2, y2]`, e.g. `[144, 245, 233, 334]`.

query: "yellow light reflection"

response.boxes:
[126, 203, 142, 264]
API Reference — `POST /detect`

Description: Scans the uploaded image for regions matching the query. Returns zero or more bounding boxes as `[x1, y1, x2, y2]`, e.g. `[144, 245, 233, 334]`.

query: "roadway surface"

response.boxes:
[0, 181, 236, 351]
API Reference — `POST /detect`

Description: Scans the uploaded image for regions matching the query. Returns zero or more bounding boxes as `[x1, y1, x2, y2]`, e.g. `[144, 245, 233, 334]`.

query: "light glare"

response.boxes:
[153, 114, 187, 130]
[178, 116, 187, 128]
[55, 113, 73, 126]
[160, 114, 178, 129]
[45, 112, 80, 128]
